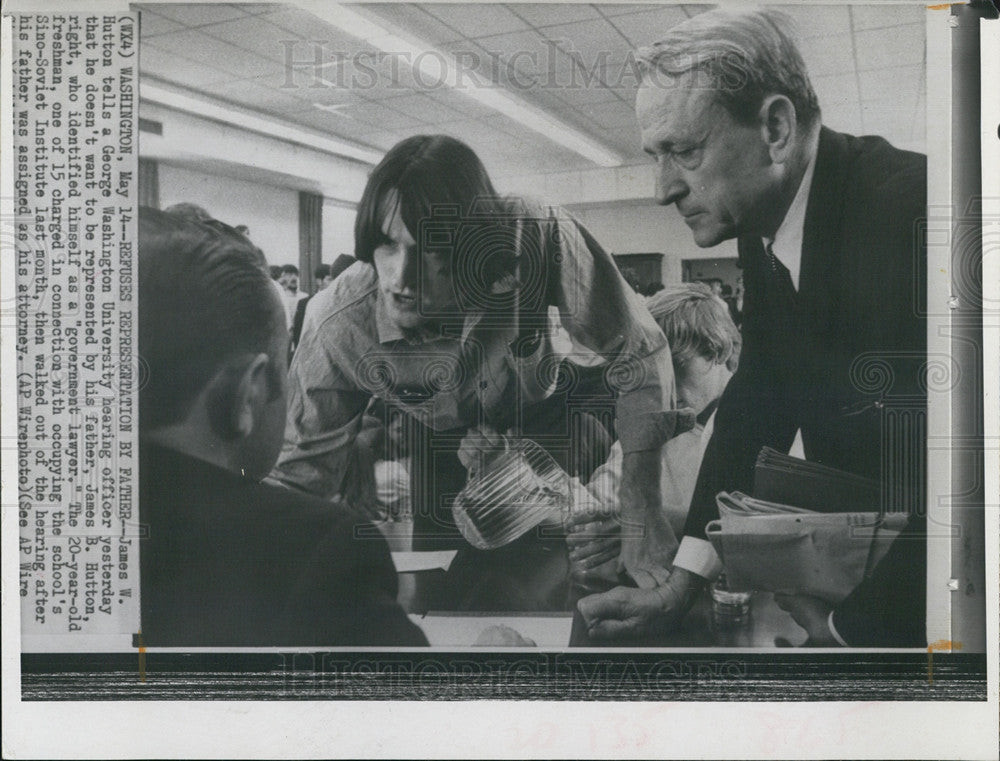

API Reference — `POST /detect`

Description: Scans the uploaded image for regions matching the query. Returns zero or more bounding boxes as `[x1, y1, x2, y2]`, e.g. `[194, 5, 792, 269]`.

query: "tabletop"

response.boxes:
[380, 519, 807, 648]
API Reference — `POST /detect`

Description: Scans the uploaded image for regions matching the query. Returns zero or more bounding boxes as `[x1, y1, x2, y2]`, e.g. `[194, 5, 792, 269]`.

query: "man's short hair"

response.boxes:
[637, 8, 820, 128]
[139, 207, 283, 431]
[646, 282, 742, 372]
[280, 264, 299, 276]
[269, 265, 282, 280]
[314, 263, 332, 281]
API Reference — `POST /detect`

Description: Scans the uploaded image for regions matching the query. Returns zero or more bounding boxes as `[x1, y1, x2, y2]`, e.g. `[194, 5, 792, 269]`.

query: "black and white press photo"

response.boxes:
[3, 1, 997, 758]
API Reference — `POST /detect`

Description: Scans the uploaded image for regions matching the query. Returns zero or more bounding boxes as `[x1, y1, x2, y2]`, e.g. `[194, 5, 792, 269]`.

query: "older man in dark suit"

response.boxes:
[579, 8, 927, 647]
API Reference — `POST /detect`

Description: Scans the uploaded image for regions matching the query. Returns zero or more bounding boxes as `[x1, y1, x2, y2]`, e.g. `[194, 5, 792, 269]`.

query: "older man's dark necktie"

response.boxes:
[764, 241, 796, 302]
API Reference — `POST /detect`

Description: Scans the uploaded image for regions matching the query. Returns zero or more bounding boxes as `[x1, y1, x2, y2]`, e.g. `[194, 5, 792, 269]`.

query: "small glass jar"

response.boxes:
[710, 573, 752, 630]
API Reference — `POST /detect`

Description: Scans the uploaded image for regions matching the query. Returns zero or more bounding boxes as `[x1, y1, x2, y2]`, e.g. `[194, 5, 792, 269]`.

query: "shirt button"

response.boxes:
[479, 380, 488, 390]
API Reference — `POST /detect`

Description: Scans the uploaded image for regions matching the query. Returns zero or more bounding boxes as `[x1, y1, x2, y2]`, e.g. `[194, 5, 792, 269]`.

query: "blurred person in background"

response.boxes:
[278, 264, 307, 329]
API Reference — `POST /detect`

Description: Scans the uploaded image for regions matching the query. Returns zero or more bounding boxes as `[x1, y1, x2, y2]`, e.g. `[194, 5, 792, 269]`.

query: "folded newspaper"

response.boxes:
[705, 450, 910, 604]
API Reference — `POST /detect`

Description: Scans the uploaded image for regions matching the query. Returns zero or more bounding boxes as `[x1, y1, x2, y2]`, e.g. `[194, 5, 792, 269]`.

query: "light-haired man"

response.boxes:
[568, 283, 740, 592]
[579, 8, 927, 647]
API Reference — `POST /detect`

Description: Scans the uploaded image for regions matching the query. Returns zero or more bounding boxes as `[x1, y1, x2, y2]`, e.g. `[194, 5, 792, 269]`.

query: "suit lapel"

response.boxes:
[799, 127, 850, 339]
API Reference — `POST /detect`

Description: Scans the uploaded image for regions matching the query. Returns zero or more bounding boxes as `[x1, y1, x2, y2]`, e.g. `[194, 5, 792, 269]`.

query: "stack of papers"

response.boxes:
[753, 446, 882, 512]
[706, 450, 909, 604]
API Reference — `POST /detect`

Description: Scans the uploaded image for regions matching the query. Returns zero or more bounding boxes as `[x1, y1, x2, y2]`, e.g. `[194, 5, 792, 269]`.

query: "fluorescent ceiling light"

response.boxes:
[141, 80, 383, 165]
[295, 1, 626, 168]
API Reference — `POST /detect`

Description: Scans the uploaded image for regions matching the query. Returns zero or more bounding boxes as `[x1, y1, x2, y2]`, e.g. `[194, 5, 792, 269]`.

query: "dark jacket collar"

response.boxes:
[141, 440, 252, 488]
[799, 127, 849, 296]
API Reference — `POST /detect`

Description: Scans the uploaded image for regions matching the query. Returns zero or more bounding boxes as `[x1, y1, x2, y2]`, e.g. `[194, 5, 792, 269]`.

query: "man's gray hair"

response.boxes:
[646, 282, 741, 372]
[636, 8, 820, 128]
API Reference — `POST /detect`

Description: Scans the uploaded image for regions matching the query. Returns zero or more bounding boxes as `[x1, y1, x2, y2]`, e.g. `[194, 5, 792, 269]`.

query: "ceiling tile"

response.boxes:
[357, 129, 414, 151]
[798, 33, 855, 78]
[551, 84, 625, 107]
[250, 70, 366, 104]
[436, 39, 506, 86]
[861, 95, 918, 135]
[541, 18, 628, 60]
[339, 99, 426, 129]
[424, 4, 530, 39]
[820, 101, 863, 137]
[546, 104, 603, 133]
[491, 119, 581, 154]
[854, 23, 925, 70]
[612, 143, 647, 166]
[380, 92, 467, 124]
[328, 128, 403, 156]
[858, 65, 922, 102]
[522, 82, 589, 116]
[266, 6, 367, 51]
[597, 4, 671, 18]
[436, 120, 528, 163]
[138, 42, 234, 87]
[199, 15, 303, 54]
[277, 107, 385, 141]
[469, 28, 551, 86]
[428, 89, 497, 119]
[142, 29, 286, 78]
[505, 3, 602, 27]
[474, 28, 549, 60]
[604, 6, 689, 47]
[280, 46, 423, 97]
[851, 4, 924, 31]
[810, 73, 859, 111]
[197, 77, 314, 114]
[136, 8, 185, 37]
[357, 4, 465, 45]
[235, 3, 284, 15]
[528, 42, 577, 77]
[136, 2, 249, 26]
[572, 99, 638, 129]
[773, 5, 851, 39]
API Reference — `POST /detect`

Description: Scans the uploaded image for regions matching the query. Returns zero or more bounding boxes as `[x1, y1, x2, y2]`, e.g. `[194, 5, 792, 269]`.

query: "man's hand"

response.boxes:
[457, 424, 507, 476]
[578, 567, 702, 641]
[474, 624, 537, 647]
[566, 507, 621, 591]
[773, 593, 840, 646]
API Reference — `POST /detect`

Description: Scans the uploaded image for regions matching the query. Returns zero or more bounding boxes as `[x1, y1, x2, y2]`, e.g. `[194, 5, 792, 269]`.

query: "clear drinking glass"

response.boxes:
[451, 437, 571, 550]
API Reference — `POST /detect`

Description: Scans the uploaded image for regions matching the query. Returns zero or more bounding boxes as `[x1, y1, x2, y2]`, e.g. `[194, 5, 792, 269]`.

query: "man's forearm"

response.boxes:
[619, 448, 665, 542]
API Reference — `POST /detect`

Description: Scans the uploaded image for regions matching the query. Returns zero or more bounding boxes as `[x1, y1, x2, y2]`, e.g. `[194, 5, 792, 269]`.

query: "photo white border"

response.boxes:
[1, 2, 997, 758]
